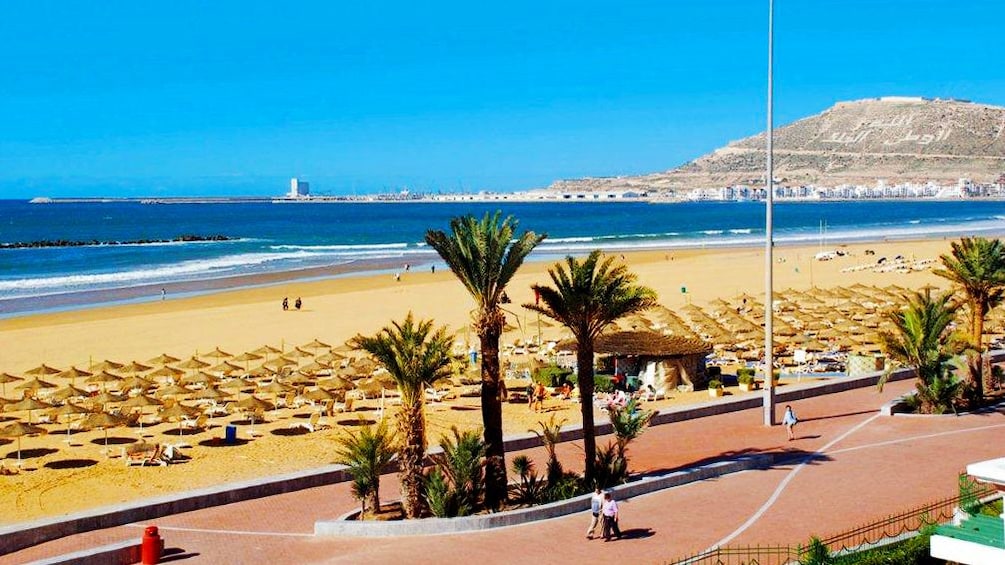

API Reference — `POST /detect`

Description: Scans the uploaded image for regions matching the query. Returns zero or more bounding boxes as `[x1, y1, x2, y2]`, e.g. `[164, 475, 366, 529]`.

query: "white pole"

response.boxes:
[763, 0, 776, 427]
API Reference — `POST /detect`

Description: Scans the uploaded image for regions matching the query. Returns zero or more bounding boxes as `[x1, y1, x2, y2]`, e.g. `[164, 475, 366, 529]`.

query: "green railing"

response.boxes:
[668, 474, 997, 564]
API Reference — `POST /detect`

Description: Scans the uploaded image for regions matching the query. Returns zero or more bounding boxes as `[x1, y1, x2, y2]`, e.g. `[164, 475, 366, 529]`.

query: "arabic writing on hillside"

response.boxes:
[819, 113, 952, 146]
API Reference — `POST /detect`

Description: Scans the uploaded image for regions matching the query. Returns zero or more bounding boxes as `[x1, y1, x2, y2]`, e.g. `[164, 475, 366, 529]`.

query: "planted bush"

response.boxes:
[708, 379, 723, 390]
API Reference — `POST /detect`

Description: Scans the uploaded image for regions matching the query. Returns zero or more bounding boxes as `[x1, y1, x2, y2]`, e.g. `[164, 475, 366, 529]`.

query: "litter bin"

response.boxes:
[225, 425, 238, 444]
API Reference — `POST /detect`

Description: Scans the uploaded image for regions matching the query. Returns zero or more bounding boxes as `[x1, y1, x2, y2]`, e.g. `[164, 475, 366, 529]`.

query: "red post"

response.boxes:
[141, 525, 163, 564]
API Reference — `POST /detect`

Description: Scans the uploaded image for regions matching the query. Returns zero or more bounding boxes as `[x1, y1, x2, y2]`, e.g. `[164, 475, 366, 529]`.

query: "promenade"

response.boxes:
[6, 378, 1005, 564]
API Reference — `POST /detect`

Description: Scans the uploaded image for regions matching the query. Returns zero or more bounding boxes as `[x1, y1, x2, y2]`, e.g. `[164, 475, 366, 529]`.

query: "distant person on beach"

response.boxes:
[395, 272, 401, 282]
[282, 297, 289, 311]
[431, 265, 435, 274]
[782, 405, 798, 441]
[294, 297, 302, 310]
[404, 263, 410, 272]
[586, 487, 604, 539]
[160, 288, 166, 301]
[532, 382, 547, 412]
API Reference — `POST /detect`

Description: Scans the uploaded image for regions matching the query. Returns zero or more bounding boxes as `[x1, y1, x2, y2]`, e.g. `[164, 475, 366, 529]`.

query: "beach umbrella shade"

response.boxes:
[0, 421, 47, 466]
[81, 411, 128, 453]
[86, 371, 123, 391]
[120, 361, 153, 374]
[286, 347, 314, 359]
[0, 373, 23, 398]
[181, 371, 220, 387]
[235, 395, 274, 432]
[148, 353, 181, 365]
[4, 397, 54, 423]
[24, 364, 62, 377]
[89, 392, 126, 408]
[190, 386, 231, 402]
[16, 377, 58, 393]
[251, 345, 282, 358]
[208, 361, 242, 375]
[315, 352, 345, 365]
[318, 376, 354, 391]
[299, 361, 331, 375]
[176, 357, 210, 370]
[202, 347, 234, 360]
[49, 402, 90, 443]
[302, 338, 331, 350]
[232, 352, 264, 363]
[220, 377, 255, 390]
[147, 365, 185, 383]
[304, 388, 337, 402]
[119, 375, 156, 393]
[802, 340, 829, 352]
[119, 394, 163, 433]
[247, 365, 276, 378]
[159, 402, 200, 436]
[156, 384, 194, 398]
[89, 359, 125, 372]
[52, 384, 90, 403]
[56, 366, 92, 384]
[288, 373, 316, 387]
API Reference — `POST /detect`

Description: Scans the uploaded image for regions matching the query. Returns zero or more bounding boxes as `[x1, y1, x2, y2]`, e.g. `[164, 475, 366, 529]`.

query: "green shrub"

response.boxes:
[830, 528, 939, 565]
[533, 365, 572, 386]
[708, 379, 723, 390]
[568, 373, 614, 393]
[425, 426, 486, 517]
[737, 367, 755, 379]
[508, 455, 547, 505]
[593, 441, 628, 488]
[801, 537, 833, 565]
[738, 373, 756, 385]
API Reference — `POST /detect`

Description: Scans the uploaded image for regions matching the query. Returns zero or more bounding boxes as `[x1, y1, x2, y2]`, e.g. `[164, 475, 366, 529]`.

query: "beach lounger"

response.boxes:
[289, 412, 330, 433]
[124, 444, 167, 467]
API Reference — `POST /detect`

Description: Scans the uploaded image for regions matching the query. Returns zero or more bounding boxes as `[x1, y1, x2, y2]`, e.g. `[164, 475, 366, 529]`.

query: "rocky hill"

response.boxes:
[549, 97, 1005, 193]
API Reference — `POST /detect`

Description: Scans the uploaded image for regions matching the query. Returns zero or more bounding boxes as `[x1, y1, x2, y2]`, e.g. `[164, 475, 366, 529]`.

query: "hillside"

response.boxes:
[549, 97, 1005, 193]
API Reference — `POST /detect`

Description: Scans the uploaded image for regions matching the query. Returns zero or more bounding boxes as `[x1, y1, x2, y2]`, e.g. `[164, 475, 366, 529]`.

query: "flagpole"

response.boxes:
[763, 0, 776, 427]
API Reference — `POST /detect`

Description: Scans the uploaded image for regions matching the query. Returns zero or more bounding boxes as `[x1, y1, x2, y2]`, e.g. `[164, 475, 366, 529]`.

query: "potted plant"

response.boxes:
[738, 373, 758, 392]
[707, 379, 724, 397]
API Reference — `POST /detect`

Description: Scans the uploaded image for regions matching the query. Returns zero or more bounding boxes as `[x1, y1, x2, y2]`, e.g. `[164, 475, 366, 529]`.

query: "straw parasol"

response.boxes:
[148, 353, 181, 365]
[181, 371, 220, 387]
[156, 384, 193, 398]
[119, 394, 163, 433]
[304, 388, 337, 402]
[120, 375, 156, 393]
[24, 364, 61, 377]
[90, 391, 126, 406]
[49, 403, 90, 443]
[90, 359, 125, 372]
[190, 386, 230, 401]
[176, 357, 210, 370]
[16, 377, 58, 393]
[208, 361, 242, 375]
[235, 395, 273, 433]
[0, 422, 47, 466]
[202, 347, 234, 359]
[252, 345, 282, 357]
[287, 347, 314, 359]
[120, 361, 153, 374]
[299, 361, 331, 375]
[4, 397, 54, 423]
[302, 338, 331, 350]
[81, 411, 127, 454]
[318, 376, 354, 391]
[148, 365, 185, 383]
[56, 366, 92, 384]
[86, 371, 123, 391]
[232, 352, 264, 363]
[159, 402, 200, 437]
[220, 377, 255, 390]
[0, 373, 23, 397]
[52, 384, 90, 403]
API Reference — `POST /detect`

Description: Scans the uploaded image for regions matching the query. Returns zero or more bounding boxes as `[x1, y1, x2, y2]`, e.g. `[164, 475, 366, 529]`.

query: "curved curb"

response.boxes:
[314, 454, 771, 537]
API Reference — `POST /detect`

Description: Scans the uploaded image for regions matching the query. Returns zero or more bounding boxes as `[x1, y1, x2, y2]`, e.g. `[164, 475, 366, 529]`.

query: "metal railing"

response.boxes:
[668, 474, 997, 564]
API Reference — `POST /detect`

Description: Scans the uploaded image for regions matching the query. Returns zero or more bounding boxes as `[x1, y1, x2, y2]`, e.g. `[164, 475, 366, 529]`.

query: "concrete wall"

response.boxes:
[24, 538, 140, 565]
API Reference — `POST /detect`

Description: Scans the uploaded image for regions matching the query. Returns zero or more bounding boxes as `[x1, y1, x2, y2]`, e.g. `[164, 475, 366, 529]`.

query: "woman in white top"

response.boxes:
[782, 405, 798, 441]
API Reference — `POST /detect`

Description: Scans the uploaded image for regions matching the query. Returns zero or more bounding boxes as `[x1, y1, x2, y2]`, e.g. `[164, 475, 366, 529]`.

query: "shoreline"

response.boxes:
[4, 228, 1001, 320]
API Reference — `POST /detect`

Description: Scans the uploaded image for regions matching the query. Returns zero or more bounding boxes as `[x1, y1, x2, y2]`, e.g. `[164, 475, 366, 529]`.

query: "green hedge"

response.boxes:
[737, 367, 755, 379]
[532, 365, 572, 387]
[828, 530, 943, 564]
[568, 373, 614, 394]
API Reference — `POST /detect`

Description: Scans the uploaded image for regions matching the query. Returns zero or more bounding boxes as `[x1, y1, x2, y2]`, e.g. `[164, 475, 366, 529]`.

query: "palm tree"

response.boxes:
[524, 251, 657, 483]
[934, 236, 1005, 398]
[879, 290, 960, 413]
[425, 212, 545, 508]
[350, 313, 453, 518]
[332, 418, 396, 515]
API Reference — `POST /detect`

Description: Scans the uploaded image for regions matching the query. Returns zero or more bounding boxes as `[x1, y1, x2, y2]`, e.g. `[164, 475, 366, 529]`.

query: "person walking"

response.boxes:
[282, 297, 289, 311]
[782, 404, 798, 441]
[586, 487, 604, 539]
[601, 491, 621, 540]
[294, 297, 302, 310]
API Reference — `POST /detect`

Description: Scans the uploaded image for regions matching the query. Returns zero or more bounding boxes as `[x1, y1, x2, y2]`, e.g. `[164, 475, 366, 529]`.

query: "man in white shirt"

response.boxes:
[602, 491, 622, 540]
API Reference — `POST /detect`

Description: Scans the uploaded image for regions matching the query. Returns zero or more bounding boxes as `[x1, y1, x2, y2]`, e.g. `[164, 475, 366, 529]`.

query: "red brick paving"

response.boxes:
[5, 379, 1005, 565]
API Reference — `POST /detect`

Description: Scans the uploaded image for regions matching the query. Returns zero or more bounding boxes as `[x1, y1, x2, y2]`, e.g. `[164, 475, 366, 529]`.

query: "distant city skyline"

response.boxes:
[2, 1, 1003, 198]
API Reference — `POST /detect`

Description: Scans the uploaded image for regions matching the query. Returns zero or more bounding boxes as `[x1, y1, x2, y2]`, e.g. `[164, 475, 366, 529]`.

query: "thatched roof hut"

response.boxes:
[559, 331, 714, 391]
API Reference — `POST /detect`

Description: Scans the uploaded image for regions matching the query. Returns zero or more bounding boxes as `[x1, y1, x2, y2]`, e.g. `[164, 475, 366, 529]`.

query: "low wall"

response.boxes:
[24, 538, 140, 565]
[315, 454, 772, 536]
[7, 352, 1001, 556]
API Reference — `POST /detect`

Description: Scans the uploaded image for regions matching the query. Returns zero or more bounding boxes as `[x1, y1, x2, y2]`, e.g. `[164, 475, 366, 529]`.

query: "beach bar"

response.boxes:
[930, 457, 1005, 565]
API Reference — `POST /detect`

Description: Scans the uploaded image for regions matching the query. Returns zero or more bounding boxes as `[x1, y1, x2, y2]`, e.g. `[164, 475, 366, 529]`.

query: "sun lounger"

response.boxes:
[289, 412, 331, 433]
[124, 444, 168, 467]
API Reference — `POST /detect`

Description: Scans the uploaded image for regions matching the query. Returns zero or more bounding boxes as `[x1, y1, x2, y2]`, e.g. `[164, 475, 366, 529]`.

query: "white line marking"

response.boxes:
[706, 413, 881, 550]
[127, 523, 314, 538]
[827, 422, 1005, 456]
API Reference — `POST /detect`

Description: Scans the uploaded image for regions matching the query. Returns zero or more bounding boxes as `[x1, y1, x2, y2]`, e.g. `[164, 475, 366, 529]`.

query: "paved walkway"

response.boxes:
[6, 379, 1005, 564]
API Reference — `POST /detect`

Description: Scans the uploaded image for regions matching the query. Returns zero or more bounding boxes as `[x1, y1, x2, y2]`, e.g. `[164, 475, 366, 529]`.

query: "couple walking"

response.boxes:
[586, 488, 621, 541]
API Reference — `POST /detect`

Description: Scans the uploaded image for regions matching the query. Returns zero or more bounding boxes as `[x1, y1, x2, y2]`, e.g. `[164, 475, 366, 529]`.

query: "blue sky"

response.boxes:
[1, 1, 1002, 197]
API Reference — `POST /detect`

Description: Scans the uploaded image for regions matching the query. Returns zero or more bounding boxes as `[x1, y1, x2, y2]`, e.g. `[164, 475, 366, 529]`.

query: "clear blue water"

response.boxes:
[1, 199, 1003, 306]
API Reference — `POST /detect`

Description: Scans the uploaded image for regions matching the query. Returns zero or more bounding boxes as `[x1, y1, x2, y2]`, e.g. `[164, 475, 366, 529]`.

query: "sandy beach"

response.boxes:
[0, 238, 955, 524]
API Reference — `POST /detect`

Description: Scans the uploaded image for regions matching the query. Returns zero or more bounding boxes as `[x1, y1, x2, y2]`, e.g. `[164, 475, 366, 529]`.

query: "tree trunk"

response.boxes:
[398, 398, 426, 519]
[973, 300, 986, 400]
[368, 479, 380, 516]
[577, 344, 597, 484]
[480, 328, 507, 509]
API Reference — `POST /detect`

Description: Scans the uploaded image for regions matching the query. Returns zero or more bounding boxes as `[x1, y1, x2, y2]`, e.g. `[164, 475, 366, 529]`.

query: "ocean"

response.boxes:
[1, 199, 1003, 316]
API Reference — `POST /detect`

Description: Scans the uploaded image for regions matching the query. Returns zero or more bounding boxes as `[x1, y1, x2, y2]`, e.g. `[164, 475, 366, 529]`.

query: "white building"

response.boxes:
[929, 457, 1005, 564]
[288, 178, 310, 198]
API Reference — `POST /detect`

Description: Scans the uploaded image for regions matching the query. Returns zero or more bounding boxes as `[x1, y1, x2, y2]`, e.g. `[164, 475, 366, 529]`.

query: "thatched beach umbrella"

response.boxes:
[16, 377, 58, 393]
[202, 347, 234, 360]
[189, 386, 230, 427]
[148, 365, 184, 383]
[0, 421, 47, 466]
[0, 373, 23, 398]
[4, 397, 54, 424]
[52, 384, 90, 403]
[235, 395, 273, 434]
[181, 371, 220, 388]
[318, 375, 354, 391]
[120, 394, 163, 433]
[208, 361, 242, 376]
[56, 366, 92, 385]
[86, 371, 123, 391]
[304, 388, 337, 402]
[176, 357, 210, 371]
[299, 361, 331, 375]
[49, 402, 90, 443]
[148, 353, 181, 365]
[89, 392, 126, 408]
[156, 384, 193, 398]
[315, 352, 345, 365]
[120, 375, 156, 394]
[120, 361, 153, 375]
[90, 359, 124, 373]
[232, 352, 264, 364]
[24, 364, 61, 377]
[251, 345, 282, 358]
[81, 411, 127, 454]
[159, 402, 200, 437]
